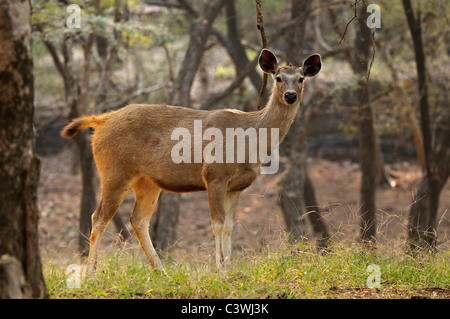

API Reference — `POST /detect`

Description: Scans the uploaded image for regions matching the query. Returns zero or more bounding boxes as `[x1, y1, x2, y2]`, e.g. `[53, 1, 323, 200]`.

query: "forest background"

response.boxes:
[0, 0, 448, 299]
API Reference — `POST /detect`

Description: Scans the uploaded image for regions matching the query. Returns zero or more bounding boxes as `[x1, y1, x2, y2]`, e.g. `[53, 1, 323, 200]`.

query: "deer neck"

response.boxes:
[256, 88, 301, 144]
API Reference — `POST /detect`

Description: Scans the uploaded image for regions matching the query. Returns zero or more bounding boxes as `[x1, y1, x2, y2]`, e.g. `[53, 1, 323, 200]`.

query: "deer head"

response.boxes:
[258, 49, 322, 105]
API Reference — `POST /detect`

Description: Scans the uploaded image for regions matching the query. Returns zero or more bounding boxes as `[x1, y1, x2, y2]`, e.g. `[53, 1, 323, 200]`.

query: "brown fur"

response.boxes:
[60, 114, 108, 138]
[61, 49, 321, 275]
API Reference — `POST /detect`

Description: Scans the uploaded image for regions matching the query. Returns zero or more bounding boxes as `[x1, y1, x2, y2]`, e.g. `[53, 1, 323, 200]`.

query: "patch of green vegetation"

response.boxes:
[44, 242, 449, 299]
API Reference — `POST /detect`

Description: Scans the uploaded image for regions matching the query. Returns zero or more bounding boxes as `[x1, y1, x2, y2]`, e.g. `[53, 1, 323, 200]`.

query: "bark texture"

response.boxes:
[402, 0, 450, 253]
[0, 0, 48, 298]
[152, 0, 226, 252]
[279, 0, 330, 247]
[351, 3, 377, 243]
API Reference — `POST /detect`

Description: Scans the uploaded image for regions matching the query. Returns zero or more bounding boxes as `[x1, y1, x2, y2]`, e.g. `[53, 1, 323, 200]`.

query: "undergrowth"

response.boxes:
[44, 242, 449, 299]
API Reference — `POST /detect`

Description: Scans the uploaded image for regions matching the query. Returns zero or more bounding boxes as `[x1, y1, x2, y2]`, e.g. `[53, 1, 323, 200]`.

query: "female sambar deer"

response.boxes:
[61, 49, 321, 275]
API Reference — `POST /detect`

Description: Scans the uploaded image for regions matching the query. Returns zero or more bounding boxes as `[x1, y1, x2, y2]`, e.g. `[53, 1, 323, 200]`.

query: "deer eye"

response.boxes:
[298, 77, 304, 83]
[276, 76, 282, 83]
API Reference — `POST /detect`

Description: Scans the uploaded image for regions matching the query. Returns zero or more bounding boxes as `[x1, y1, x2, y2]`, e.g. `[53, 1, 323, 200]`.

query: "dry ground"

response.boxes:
[38, 148, 450, 261]
[37, 148, 450, 299]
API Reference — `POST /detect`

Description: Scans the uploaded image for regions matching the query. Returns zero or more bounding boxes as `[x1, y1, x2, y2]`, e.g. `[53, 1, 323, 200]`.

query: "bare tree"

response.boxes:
[348, 2, 377, 244]
[170, 0, 227, 107]
[279, 0, 330, 248]
[40, 0, 130, 255]
[0, 0, 48, 298]
[151, 0, 227, 251]
[211, 0, 268, 109]
[402, 0, 450, 253]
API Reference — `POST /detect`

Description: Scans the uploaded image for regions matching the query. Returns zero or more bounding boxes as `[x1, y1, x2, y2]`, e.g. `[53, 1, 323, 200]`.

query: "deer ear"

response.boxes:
[259, 49, 278, 74]
[302, 54, 322, 77]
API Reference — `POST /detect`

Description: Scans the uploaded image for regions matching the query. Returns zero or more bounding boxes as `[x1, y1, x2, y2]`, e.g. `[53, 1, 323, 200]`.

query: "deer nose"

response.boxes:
[284, 92, 297, 104]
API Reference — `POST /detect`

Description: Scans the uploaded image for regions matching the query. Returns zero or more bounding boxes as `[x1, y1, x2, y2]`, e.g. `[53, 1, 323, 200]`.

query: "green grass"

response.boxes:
[43, 243, 450, 299]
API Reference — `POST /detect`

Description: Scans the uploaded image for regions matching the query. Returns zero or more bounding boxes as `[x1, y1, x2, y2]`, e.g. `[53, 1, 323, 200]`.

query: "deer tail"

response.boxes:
[61, 114, 108, 138]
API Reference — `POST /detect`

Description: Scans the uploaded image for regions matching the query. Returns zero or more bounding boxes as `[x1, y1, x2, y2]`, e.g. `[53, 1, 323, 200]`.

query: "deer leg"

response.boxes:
[221, 191, 241, 269]
[206, 181, 227, 271]
[129, 177, 164, 271]
[84, 182, 132, 277]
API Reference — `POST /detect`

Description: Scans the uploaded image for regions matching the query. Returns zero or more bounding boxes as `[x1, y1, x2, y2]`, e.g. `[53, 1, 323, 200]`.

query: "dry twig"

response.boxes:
[339, 0, 363, 44]
[255, 0, 267, 110]
[357, 28, 376, 118]
[339, 0, 376, 119]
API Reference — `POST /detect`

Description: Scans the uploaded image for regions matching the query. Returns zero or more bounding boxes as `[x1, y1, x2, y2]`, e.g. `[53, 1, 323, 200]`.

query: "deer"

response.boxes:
[61, 49, 322, 276]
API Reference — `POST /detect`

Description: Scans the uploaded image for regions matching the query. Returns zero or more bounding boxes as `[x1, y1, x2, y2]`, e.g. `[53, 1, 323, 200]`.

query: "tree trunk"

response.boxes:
[358, 97, 376, 243]
[352, 3, 377, 244]
[60, 36, 99, 256]
[150, 191, 180, 253]
[73, 131, 98, 255]
[94, 0, 122, 113]
[279, 0, 329, 247]
[304, 174, 330, 248]
[0, 0, 48, 298]
[402, 0, 448, 254]
[58, 9, 130, 254]
[171, 0, 226, 107]
[152, 0, 226, 252]
[279, 0, 310, 243]
[374, 134, 395, 187]
[407, 114, 450, 252]
[221, 0, 268, 108]
[280, 108, 308, 242]
[90, 0, 131, 242]
[0, 256, 29, 298]
[330, 3, 392, 191]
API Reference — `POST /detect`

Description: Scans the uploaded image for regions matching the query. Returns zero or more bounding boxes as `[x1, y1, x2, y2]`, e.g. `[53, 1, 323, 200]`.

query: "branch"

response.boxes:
[79, 32, 96, 115]
[314, 16, 332, 51]
[41, 38, 67, 81]
[255, 0, 267, 110]
[310, 0, 348, 15]
[210, 0, 264, 99]
[340, 0, 375, 119]
[402, 0, 432, 177]
[94, 0, 123, 112]
[171, 0, 226, 106]
[357, 28, 376, 118]
[102, 82, 168, 111]
[264, 1, 344, 46]
[321, 46, 353, 59]
[339, 0, 363, 44]
[200, 56, 259, 110]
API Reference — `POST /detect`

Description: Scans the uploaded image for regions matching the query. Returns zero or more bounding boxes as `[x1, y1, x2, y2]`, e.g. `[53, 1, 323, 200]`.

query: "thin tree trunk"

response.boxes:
[280, 0, 329, 247]
[352, 3, 377, 244]
[304, 174, 330, 248]
[48, 1, 130, 254]
[358, 96, 376, 243]
[280, 107, 308, 242]
[72, 131, 98, 255]
[171, 0, 226, 107]
[61, 36, 98, 256]
[402, 0, 447, 254]
[220, 0, 268, 108]
[279, 0, 311, 243]
[0, 0, 48, 298]
[150, 191, 180, 252]
[152, 0, 226, 252]
[408, 114, 450, 252]
[374, 134, 395, 187]
[94, 0, 122, 113]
